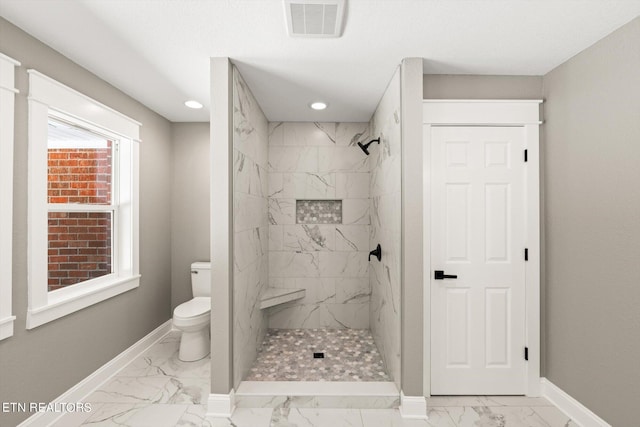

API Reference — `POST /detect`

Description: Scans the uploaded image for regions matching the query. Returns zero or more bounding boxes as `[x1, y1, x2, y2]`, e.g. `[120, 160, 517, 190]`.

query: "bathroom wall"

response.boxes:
[0, 17, 172, 427]
[423, 74, 543, 99]
[369, 68, 402, 386]
[268, 122, 372, 328]
[232, 67, 270, 386]
[542, 17, 640, 426]
[171, 123, 210, 309]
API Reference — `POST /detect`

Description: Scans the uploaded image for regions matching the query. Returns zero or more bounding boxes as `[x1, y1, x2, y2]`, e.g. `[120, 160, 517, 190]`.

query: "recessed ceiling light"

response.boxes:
[184, 100, 203, 109]
[310, 102, 327, 110]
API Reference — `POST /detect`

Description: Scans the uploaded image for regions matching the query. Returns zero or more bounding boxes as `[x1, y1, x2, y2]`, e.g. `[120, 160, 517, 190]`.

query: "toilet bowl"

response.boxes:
[173, 262, 211, 362]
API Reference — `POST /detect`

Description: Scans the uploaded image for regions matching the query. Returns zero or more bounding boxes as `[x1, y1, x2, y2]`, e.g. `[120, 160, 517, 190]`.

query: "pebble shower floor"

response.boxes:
[246, 329, 391, 382]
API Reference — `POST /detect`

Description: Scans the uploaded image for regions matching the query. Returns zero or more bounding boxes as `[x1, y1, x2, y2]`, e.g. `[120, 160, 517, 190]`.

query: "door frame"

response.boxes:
[422, 100, 543, 397]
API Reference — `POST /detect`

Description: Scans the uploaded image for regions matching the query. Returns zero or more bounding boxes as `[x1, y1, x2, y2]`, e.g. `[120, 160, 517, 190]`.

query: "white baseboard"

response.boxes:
[18, 320, 173, 427]
[207, 389, 236, 418]
[540, 378, 611, 427]
[0, 315, 16, 341]
[399, 391, 427, 419]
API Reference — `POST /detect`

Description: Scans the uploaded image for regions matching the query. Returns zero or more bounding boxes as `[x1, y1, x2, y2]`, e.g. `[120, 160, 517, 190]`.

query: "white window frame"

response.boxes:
[27, 70, 141, 329]
[0, 52, 20, 340]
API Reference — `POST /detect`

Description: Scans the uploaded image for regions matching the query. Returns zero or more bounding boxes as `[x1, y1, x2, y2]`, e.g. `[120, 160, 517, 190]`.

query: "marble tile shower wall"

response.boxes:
[268, 122, 372, 329]
[232, 67, 269, 387]
[368, 68, 402, 387]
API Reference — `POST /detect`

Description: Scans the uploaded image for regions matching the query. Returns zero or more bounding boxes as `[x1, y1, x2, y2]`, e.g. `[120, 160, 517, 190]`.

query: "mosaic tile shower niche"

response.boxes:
[296, 200, 342, 224]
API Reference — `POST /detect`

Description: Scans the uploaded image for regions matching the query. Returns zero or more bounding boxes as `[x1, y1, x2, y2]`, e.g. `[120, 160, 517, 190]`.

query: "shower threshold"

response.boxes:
[235, 380, 400, 409]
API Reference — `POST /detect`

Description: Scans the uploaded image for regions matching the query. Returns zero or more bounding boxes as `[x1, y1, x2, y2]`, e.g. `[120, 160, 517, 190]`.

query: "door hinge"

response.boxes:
[524, 149, 528, 162]
[524, 248, 529, 261]
[525, 347, 529, 361]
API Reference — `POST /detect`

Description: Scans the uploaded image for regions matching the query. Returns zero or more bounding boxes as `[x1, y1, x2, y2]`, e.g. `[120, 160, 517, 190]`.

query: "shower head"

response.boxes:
[357, 141, 370, 155]
[357, 138, 380, 156]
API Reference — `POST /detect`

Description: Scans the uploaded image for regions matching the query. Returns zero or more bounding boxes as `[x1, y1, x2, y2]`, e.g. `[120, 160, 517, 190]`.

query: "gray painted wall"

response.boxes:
[0, 18, 172, 426]
[423, 74, 543, 99]
[542, 17, 640, 427]
[171, 123, 210, 310]
[209, 57, 234, 394]
[400, 58, 424, 396]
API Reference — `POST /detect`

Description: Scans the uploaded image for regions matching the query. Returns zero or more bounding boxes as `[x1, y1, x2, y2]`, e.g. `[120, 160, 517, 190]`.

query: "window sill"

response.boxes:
[26, 275, 141, 329]
[0, 315, 16, 340]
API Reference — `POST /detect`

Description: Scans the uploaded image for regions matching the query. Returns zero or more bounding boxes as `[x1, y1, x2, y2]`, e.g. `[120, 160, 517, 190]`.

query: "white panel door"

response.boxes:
[431, 126, 526, 395]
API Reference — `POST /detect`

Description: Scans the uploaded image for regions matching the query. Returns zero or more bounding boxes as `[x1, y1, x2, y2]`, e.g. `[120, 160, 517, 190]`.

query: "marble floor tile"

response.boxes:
[118, 349, 211, 380]
[229, 407, 274, 427]
[198, 407, 274, 427]
[476, 396, 554, 407]
[360, 409, 413, 427]
[80, 403, 141, 426]
[360, 408, 454, 427]
[426, 396, 489, 407]
[143, 332, 181, 357]
[446, 406, 550, 427]
[81, 403, 189, 426]
[246, 328, 390, 381]
[425, 407, 459, 427]
[275, 408, 364, 427]
[533, 406, 580, 427]
[49, 403, 101, 427]
[175, 405, 215, 427]
[426, 395, 552, 408]
[156, 376, 210, 405]
[116, 332, 182, 378]
[52, 331, 577, 427]
[116, 353, 181, 378]
[86, 377, 172, 404]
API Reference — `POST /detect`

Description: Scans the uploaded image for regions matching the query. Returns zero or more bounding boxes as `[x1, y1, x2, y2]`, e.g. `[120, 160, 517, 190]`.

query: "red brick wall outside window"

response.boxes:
[47, 141, 113, 291]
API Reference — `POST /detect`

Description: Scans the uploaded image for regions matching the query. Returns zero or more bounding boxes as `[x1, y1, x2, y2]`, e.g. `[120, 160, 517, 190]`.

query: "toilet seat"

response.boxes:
[173, 297, 211, 325]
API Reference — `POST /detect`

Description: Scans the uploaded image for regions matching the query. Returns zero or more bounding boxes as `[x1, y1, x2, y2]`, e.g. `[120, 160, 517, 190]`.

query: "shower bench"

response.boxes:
[259, 287, 306, 309]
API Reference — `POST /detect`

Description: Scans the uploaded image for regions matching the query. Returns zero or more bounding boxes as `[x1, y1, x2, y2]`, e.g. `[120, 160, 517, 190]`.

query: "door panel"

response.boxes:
[445, 288, 470, 367]
[445, 184, 470, 262]
[485, 183, 510, 263]
[485, 287, 510, 367]
[431, 126, 526, 395]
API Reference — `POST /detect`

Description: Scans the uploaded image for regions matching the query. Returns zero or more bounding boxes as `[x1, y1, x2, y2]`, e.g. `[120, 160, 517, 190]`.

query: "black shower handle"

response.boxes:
[369, 244, 382, 262]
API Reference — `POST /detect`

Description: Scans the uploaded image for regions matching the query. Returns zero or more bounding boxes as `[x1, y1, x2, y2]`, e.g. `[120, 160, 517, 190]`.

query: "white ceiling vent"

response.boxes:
[283, 0, 346, 38]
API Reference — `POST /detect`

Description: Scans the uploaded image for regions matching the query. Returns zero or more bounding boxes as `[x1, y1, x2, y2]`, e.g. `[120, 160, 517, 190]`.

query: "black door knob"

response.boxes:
[434, 270, 458, 280]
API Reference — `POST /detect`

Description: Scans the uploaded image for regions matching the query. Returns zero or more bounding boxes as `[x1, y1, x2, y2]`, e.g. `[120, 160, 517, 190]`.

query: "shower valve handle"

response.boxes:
[368, 244, 382, 262]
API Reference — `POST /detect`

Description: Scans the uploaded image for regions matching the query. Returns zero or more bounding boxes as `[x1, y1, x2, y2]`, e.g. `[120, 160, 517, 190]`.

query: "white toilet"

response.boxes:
[173, 262, 211, 362]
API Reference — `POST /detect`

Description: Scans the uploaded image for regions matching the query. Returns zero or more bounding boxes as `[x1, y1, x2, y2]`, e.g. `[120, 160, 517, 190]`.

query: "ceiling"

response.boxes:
[1, 0, 639, 122]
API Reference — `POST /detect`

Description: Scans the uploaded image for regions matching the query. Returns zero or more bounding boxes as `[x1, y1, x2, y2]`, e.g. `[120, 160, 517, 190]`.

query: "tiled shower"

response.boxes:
[232, 66, 401, 388]
[268, 120, 371, 330]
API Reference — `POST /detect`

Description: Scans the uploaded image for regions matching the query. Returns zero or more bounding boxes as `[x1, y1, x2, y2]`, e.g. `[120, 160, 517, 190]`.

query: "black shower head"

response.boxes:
[357, 141, 370, 155]
[357, 138, 380, 156]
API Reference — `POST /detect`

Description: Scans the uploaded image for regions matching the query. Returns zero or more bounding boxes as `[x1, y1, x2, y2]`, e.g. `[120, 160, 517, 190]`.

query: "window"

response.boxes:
[47, 119, 115, 291]
[27, 70, 140, 329]
[0, 52, 20, 340]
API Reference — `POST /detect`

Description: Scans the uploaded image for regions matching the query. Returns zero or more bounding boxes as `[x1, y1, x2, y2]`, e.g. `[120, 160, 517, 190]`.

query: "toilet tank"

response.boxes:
[191, 262, 211, 297]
